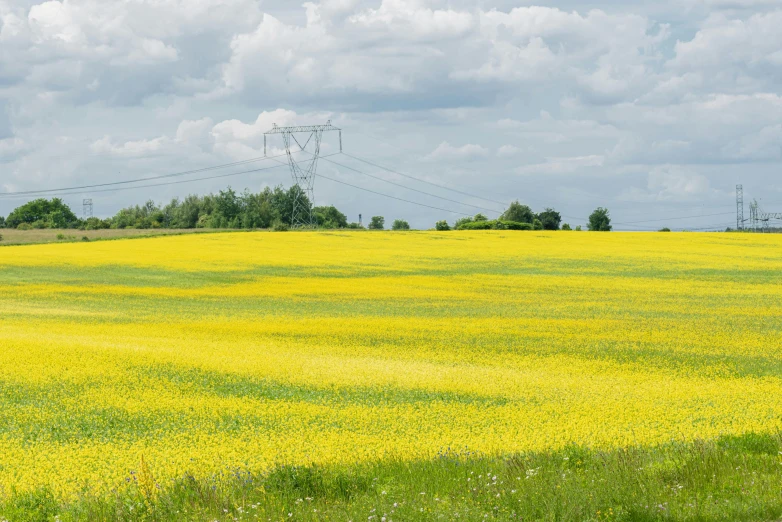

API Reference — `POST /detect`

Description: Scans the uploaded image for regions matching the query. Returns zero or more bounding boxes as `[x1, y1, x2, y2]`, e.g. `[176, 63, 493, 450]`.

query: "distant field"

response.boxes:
[1, 231, 781, 520]
[0, 227, 230, 245]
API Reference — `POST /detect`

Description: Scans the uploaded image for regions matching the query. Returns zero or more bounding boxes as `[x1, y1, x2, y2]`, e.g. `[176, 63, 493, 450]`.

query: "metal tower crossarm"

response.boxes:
[264, 123, 341, 134]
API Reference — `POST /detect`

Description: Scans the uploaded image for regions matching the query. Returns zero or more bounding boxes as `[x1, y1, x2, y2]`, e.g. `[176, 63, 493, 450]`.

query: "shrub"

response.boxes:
[435, 220, 450, 231]
[533, 219, 543, 230]
[562, 223, 572, 231]
[272, 221, 289, 232]
[458, 220, 493, 230]
[56, 233, 66, 240]
[659, 227, 671, 232]
[575, 225, 582, 231]
[456, 219, 532, 231]
[82, 236, 90, 242]
[391, 219, 410, 231]
[0, 234, 3, 241]
[17, 223, 32, 230]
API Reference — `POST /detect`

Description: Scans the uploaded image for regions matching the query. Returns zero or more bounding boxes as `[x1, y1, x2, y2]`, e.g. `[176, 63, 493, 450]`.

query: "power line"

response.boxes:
[612, 211, 736, 226]
[0, 151, 294, 197]
[342, 152, 510, 207]
[317, 155, 503, 215]
[267, 156, 472, 216]
[0, 162, 295, 200]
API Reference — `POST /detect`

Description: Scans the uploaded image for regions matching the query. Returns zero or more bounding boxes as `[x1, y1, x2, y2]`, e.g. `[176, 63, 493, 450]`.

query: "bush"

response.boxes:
[562, 223, 572, 231]
[17, 223, 32, 230]
[82, 236, 90, 242]
[0, 234, 3, 241]
[435, 220, 450, 231]
[56, 233, 66, 240]
[659, 227, 671, 232]
[346, 222, 364, 229]
[456, 220, 532, 231]
[575, 225, 582, 231]
[391, 219, 410, 231]
[532, 219, 543, 230]
[272, 221, 290, 232]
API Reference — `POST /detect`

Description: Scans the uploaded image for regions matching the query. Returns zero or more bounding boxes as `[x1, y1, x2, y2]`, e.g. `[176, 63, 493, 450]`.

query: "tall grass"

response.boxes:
[4, 433, 781, 521]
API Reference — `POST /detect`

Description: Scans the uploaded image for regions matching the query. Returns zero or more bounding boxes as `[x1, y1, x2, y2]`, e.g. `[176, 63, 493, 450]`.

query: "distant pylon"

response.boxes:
[83, 198, 93, 220]
[264, 121, 342, 228]
[736, 184, 744, 231]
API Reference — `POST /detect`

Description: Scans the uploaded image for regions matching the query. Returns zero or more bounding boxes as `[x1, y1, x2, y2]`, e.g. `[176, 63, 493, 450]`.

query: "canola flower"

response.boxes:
[0, 230, 781, 499]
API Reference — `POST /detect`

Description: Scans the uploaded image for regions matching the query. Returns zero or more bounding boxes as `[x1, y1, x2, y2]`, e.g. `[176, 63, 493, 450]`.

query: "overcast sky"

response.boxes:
[1, 0, 781, 230]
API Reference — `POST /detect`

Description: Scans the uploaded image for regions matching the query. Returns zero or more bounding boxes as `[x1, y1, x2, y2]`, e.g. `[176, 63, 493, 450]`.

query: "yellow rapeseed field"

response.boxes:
[1, 230, 781, 499]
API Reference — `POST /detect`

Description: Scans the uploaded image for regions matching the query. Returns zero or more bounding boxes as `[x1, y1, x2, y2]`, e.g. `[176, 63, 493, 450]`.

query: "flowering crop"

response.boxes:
[0, 230, 781, 499]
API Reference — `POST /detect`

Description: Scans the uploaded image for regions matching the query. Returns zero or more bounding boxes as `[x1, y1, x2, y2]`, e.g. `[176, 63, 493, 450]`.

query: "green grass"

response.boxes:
[3, 435, 781, 521]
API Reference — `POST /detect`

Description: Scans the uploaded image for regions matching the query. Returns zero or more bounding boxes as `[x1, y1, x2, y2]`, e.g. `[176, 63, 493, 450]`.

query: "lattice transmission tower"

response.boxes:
[753, 200, 782, 233]
[736, 184, 744, 231]
[83, 198, 93, 220]
[264, 121, 342, 228]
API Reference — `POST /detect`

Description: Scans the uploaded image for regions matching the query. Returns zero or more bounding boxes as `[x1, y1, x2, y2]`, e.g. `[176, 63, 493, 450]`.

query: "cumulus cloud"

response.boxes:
[619, 165, 725, 203]
[497, 145, 521, 157]
[90, 135, 170, 157]
[517, 155, 605, 175]
[426, 141, 489, 161]
[1, 1, 782, 227]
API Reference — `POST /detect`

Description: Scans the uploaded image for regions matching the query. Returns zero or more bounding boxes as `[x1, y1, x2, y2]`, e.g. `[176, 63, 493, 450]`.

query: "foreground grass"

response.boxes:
[4, 433, 782, 522]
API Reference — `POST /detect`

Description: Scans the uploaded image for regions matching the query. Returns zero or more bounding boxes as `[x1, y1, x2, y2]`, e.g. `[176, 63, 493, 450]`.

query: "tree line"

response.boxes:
[0, 187, 612, 232]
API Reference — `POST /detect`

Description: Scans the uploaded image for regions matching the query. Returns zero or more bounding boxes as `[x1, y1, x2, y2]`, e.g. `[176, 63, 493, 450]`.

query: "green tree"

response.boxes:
[561, 223, 571, 231]
[454, 216, 473, 228]
[6, 198, 79, 229]
[501, 201, 534, 224]
[0, 216, 5, 228]
[239, 190, 275, 229]
[473, 213, 488, 222]
[435, 220, 450, 231]
[314, 206, 348, 229]
[368, 216, 385, 230]
[533, 218, 543, 230]
[392, 219, 410, 230]
[537, 208, 561, 230]
[587, 207, 612, 231]
[575, 225, 582, 231]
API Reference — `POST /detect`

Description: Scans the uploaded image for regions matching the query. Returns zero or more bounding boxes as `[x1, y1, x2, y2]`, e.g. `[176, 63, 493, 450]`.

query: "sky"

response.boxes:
[1, 0, 781, 230]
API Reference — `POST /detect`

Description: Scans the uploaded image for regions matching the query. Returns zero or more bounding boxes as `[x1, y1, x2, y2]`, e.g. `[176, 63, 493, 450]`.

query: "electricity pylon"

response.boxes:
[264, 121, 342, 228]
[736, 184, 744, 231]
[83, 198, 93, 220]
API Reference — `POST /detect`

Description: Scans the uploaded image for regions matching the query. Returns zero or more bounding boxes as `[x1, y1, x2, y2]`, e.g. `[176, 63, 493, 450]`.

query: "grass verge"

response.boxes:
[3, 433, 782, 521]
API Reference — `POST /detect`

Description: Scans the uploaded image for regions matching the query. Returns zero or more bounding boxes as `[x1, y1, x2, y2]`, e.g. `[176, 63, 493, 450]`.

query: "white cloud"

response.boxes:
[425, 141, 489, 161]
[619, 165, 720, 202]
[497, 144, 521, 157]
[90, 135, 170, 157]
[348, 0, 475, 40]
[2, 1, 782, 227]
[517, 155, 605, 175]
